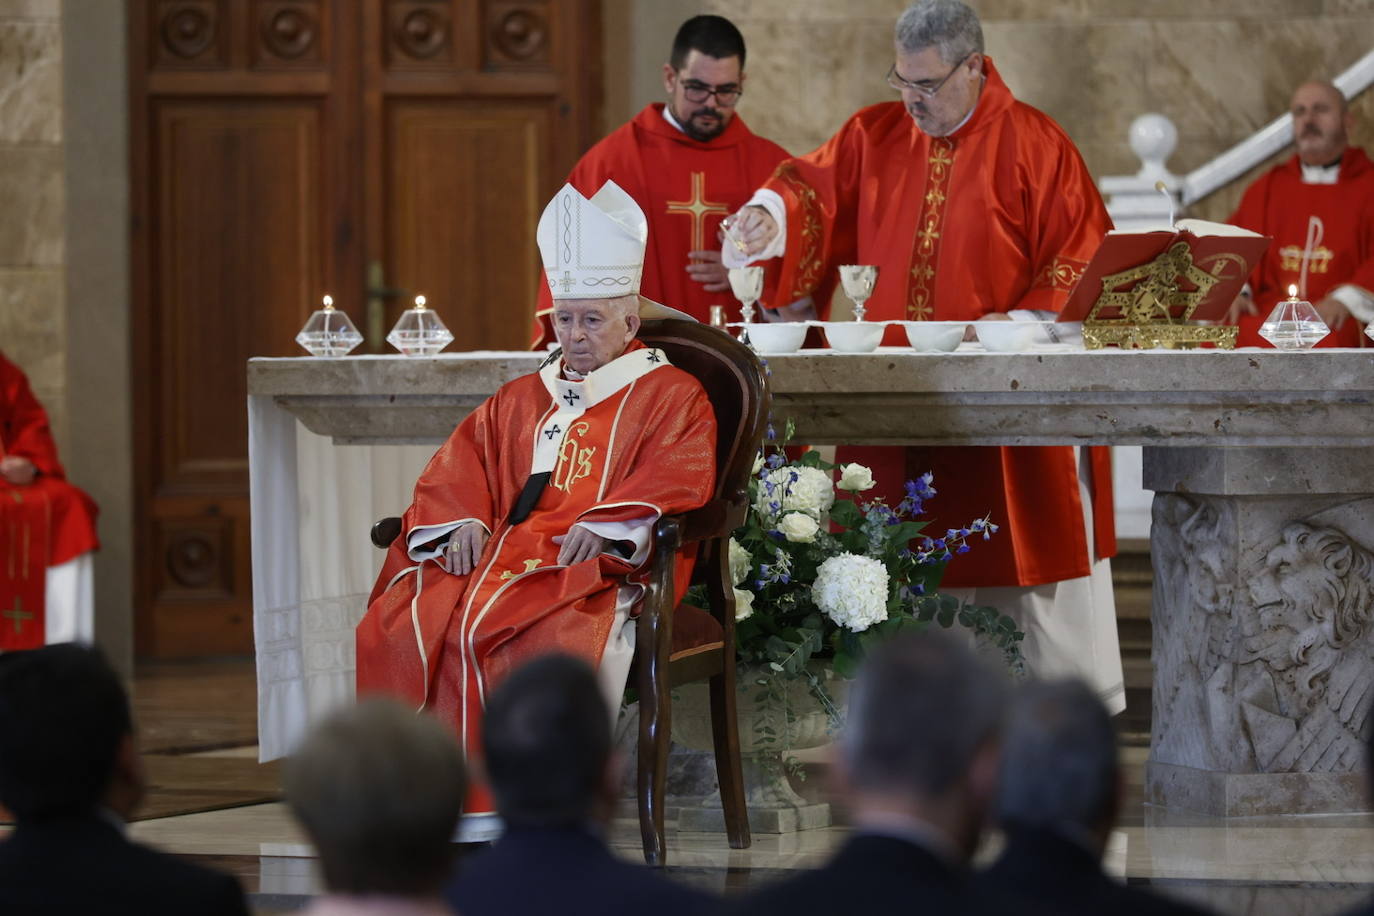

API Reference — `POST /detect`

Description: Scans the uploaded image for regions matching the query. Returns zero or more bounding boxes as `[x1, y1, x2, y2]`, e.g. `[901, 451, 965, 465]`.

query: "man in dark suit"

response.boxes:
[0, 643, 249, 915]
[983, 678, 1216, 916]
[445, 653, 714, 916]
[1342, 723, 1374, 916]
[727, 631, 1011, 916]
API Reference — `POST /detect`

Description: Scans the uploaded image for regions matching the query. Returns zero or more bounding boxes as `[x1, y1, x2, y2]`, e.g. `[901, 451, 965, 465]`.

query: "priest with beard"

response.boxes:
[357, 181, 718, 817]
[529, 14, 790, 346]
[725, 0, 1122, 712]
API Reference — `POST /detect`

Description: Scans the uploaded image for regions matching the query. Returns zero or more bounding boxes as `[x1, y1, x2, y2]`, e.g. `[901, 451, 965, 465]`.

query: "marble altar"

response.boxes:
[248, 345, 1374, 816]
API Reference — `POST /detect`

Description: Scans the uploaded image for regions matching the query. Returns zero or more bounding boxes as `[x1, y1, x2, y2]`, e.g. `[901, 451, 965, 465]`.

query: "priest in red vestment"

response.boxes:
[529, 15, 790, 347]
[725, 0, 1123, 712]
[1, 352, 99, 651]
[1227, 80, 1374, 348]
[358, 181, 717, 817]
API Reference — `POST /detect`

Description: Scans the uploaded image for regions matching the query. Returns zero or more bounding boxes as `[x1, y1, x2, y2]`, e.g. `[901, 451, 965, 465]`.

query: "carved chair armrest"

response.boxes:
[372, 516, 402, 549]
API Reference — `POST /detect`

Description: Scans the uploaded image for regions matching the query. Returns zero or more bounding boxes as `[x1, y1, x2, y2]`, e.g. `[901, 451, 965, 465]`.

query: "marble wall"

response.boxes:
[696, 0, 1374, 222]
[0, 0, 64, 442]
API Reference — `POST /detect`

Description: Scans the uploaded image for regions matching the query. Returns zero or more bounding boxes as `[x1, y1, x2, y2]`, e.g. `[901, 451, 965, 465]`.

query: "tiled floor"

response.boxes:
[29, 659, 1372, 915]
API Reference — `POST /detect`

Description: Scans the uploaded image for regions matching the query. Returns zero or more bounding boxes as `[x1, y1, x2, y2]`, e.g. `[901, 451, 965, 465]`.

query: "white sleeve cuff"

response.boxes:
[574, 515, 656, 566]
[1007, 309, 1076, 345]
[722, 189, 788, 268]
[1330, 284, 1374, 323]
[407, 518, 486, 571]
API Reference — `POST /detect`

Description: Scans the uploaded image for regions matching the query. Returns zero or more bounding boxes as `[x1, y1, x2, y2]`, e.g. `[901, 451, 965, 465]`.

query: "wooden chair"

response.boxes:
[370, 318, 768, 866]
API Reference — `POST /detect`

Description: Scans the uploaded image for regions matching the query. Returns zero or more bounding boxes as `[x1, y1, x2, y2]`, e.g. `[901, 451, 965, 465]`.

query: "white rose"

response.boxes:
[733, 587, 754, 622]
[778, 512, 820, 543]
[728, 537, 752, 587]
[837, 462, 876, 492]
[756, 465, 835, 519]
[811, 553, 889, 632]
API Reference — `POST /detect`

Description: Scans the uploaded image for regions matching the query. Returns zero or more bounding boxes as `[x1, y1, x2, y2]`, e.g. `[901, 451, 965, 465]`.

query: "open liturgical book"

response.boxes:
[1058, 219, 1271, 349]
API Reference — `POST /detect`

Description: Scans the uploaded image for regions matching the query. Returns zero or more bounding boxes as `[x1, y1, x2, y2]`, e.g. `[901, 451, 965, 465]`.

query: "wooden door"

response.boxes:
[130, 0, 599, 657]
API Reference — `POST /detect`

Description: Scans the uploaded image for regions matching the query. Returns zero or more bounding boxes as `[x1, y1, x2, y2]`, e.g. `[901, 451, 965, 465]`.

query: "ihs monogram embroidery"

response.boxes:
[552, 421, 597, 493]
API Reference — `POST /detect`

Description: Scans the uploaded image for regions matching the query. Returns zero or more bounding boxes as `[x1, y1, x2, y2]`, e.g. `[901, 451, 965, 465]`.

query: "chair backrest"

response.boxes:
[635, 319, 770, 511]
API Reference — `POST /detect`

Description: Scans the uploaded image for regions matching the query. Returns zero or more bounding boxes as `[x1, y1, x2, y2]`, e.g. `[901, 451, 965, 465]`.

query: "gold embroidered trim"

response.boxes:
[773, 162, 825, 300]
[908, 139, 955, 319]
[1034, 256, 1090, 291]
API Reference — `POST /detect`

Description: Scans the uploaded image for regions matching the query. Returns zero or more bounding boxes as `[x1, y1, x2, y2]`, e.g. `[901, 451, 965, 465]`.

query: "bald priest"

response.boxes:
[357, 181, 718, 816]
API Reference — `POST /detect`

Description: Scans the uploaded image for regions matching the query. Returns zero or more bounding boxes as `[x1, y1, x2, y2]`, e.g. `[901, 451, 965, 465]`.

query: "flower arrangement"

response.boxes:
[709, 423, 1025, 735]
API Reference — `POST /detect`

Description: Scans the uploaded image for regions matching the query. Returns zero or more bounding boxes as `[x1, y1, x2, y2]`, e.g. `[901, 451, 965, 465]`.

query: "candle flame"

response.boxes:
[322, 294, 333, 308]
[415, 295, 426, 308]
[1288, 284, 1299, 299]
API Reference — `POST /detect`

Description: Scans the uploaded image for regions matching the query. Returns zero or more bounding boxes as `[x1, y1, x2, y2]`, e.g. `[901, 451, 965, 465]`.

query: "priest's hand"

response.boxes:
[1315, 295, 1350, 331]
[553, 524, 608, 566]
[446, 523, 489, 576]
[1225, 290, 1258, 326]
[727, 205, 778, 257]
[686, 249, 730, 292]
[0, 456, 36, 486]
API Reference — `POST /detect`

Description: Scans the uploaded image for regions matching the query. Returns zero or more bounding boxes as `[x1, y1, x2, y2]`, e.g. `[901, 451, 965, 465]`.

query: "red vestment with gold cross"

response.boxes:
[530, 104, 790, 346]
[1228, 147, 1374, 348]
[0, 353, 100, 649]
[356, 342, 716, 813]
[758, 59, 1115, 587]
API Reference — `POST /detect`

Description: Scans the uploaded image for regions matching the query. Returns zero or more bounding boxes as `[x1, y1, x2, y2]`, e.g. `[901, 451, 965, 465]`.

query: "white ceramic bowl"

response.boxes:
[822, 321, 885, 353]
[901, 320, 966, 352]
[739, 321, 808, 354]
[973, 320, 1048, 352]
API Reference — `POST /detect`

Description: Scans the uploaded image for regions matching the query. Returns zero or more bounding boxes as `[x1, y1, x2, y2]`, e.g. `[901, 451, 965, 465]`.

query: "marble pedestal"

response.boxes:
[1145, 447, 1374, 817]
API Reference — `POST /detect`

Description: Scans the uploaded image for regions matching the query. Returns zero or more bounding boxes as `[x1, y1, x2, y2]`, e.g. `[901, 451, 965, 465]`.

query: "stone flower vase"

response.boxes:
[672, 663, 847, 834]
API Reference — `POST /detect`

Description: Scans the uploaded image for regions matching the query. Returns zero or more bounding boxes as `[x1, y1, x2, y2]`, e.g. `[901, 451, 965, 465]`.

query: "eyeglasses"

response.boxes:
[886, 53, 971, 98]
[676, 78, 743, 106]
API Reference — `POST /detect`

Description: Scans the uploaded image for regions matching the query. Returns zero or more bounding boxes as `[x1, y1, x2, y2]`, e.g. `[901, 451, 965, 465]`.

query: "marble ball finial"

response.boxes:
[1130, 113, 1178, 181]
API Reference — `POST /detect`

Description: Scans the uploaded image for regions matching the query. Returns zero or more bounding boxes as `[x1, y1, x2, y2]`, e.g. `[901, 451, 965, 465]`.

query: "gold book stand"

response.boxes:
[1081, 241, 1239, 350]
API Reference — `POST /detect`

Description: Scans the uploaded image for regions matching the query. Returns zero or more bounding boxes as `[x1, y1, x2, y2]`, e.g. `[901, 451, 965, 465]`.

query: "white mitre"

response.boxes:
[537, 180, 646, 300]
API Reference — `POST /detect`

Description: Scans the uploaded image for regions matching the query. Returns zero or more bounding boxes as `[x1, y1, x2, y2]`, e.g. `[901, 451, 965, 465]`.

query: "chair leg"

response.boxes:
[709, 666, 751, 849]
[637, 644, 671, 866]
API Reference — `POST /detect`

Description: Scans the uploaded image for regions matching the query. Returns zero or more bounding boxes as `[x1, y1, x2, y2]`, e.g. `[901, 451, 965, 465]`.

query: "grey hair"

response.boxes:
[285, 699, 466, 897]
[895, 0, 984, 64]
[995, 679, 1117, 832]
[840, 631, 1008, 798]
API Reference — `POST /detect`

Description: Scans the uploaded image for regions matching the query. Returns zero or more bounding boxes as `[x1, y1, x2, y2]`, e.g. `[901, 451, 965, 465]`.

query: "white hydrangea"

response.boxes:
[837, 462, 876, 492]
[756, 465, 835, 520]
[733, 587, 755, 622]
[728, 537, 752, 587]
[812, 553, 889, 632]
[778, 512, 820, 543]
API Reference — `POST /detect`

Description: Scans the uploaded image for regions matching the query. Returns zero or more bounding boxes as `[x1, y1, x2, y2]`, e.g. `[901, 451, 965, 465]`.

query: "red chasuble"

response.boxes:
[530, 105, 790, 346]
[0, 353, 100, 650]
[760, 59, 1115, 587]
[356, 342, 716, 813]
[1229, 147, 1374, 348]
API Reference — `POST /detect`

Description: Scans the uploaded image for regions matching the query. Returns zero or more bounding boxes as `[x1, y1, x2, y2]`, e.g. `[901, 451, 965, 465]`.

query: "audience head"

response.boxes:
[0, 643, 142, 822]
[284, 699, 466, 898]
[483, 653, 616, 827]
[995, 678, 1119, 853]
[892, 1, 986, 138]
[839, 630, 1008, 857]
[664, 15, 748, 141]
[1291, 80, 1351, 167]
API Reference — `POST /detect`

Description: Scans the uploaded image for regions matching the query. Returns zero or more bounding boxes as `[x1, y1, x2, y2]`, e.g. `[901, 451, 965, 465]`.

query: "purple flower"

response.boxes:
[766, 453, 785, 469]
[956, 544, 970, 554]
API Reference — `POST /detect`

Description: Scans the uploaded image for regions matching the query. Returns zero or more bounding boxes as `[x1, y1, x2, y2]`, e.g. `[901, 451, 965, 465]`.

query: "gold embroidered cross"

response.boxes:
[2, 597, 33, 634]
[666, 171, 730, 254]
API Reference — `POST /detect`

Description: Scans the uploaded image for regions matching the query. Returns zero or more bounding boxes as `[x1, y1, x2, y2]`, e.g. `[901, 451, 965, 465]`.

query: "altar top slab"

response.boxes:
[247, 346, 1374, 447]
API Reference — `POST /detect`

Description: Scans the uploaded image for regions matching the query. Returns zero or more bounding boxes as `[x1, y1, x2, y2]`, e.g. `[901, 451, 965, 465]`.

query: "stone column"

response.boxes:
[1144, 446, 1374, 816]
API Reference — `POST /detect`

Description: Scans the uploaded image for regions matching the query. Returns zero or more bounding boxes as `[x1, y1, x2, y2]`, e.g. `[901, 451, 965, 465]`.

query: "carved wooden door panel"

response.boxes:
[362, 0, 600, 350]
[130, 1, 598, 657]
